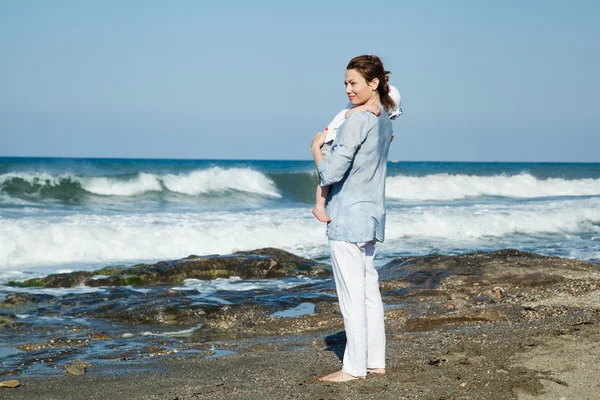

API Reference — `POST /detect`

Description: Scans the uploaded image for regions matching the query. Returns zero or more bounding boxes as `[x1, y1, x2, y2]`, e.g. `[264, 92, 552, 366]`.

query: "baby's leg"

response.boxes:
[312, 184, 331, 223]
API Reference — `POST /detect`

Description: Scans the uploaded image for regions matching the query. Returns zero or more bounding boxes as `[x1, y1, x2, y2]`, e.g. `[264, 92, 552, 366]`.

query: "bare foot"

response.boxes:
[367, 368, 386, 375]
[312, 206, 331, 223]
[318, 370, 365, 382]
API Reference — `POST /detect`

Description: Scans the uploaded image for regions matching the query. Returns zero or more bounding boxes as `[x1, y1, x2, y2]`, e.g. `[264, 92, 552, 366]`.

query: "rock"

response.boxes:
[90, 332, 112, 340]
[17, 337, 90, 352]
[0, 293, 55, 305]
[379, 249, 599, 292]
[15, 248, 332, 288]
[9, 272, 93, 289]
[404, 307, 516, 332]
[65, 365, 86, 376]
[314, 302, 340, 315]
[75, 293, 208, 325]
[0, 312, 17, 326]
[492, 286, 505, 299]
[0, 380, 20, 388]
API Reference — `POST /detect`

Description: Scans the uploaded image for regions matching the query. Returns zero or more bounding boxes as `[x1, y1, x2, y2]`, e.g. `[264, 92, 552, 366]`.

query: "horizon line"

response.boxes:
[1, 155, 599, 164]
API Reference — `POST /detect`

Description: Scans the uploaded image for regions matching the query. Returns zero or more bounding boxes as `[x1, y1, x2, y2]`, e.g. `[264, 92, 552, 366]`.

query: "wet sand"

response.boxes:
[3, 315, 599, 400]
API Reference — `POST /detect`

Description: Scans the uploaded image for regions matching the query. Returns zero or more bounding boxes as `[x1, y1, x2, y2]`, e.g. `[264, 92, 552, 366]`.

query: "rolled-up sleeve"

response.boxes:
[317, 113, 371, 186]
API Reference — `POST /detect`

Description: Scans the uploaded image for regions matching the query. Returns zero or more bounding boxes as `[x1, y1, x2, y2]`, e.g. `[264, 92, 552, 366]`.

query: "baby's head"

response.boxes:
[386, 78, 402, 119]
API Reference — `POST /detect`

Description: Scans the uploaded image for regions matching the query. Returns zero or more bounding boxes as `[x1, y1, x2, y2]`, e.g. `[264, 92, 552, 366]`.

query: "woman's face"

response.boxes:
[345, 69, 378, 106]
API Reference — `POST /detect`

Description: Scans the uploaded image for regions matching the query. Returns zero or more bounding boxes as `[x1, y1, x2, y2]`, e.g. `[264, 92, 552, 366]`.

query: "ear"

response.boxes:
[370, 78, 380, 91]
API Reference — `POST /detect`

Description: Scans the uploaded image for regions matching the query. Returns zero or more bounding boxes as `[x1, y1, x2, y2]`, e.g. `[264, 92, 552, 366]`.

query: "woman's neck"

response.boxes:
[366, 92, 382, 107]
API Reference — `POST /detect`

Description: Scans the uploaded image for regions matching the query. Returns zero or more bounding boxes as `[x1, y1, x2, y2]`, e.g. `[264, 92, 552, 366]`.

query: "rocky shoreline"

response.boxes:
[1, 248, 600, 399]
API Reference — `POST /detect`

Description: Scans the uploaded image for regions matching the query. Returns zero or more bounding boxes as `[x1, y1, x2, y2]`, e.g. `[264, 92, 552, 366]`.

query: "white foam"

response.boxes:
[56, 269, 73, 274]
[81, 172, 162, 196]
[174, 275, 319, 297]
[140, 328, 199, 338]
[0, 209, 327, 271]
[0, 284, 106, 296]
[162, 168, 281, 198]
[1, 198, 599, 273]
[386, 173, 600, 201]
[384, 198, 600, 239]
[37, 316, 90, 324]
[126, 286, 152, 293]
[152, 325, 202, 337]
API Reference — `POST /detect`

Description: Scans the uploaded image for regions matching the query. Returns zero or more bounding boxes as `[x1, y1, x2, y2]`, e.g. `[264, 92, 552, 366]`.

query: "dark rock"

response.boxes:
[404, 306, 518, 332]
[18, 248, 332, 289]
[91, 266, 125, 276]
[0, 312, 17, 325]
[10, 272, 93, 289]
[43, 271, 94, 288]
[70, 291, 207, 325]
[0, 292, 55, 306]
[379, 249, 599, 292]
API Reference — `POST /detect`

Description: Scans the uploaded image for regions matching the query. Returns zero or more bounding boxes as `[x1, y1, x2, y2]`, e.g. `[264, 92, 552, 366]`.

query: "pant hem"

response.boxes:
[342, 368, 366, 378]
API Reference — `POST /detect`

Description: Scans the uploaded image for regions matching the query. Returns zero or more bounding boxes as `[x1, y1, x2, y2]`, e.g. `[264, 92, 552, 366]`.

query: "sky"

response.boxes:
[1, 0, 599, 162]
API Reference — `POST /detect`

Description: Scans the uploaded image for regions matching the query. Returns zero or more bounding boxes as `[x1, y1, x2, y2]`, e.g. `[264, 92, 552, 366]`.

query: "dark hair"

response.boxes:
[346, 55, 395, 112]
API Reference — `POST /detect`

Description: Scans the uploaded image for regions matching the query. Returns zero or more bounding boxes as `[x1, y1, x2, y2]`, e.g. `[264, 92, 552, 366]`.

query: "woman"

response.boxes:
[311, 55, 395, 382]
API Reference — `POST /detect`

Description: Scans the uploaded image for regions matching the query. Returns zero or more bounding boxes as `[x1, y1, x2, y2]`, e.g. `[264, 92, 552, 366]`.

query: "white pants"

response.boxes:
[329, 240, 386, 377]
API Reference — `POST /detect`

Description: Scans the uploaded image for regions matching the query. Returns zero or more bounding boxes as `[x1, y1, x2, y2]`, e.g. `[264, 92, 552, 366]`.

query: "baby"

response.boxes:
[312, 85, 402, 223]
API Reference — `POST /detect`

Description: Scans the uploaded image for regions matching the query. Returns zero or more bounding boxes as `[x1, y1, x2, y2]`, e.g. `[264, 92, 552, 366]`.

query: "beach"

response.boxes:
[3, 319, 599, 400]
[2, 249, 600, 399]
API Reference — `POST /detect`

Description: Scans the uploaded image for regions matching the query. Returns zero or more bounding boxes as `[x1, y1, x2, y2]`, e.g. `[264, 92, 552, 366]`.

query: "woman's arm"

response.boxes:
[313, 113, 372, 186]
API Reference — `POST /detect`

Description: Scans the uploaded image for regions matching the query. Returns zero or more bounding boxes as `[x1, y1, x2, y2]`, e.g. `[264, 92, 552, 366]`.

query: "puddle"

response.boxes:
[0, 347, 22, 358]
[207, 349, 236, 358]
[271, 302, 316, 318]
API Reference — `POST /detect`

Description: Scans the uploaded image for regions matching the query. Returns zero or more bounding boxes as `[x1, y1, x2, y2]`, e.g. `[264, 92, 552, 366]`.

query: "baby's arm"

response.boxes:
[344, 104, 381, 119]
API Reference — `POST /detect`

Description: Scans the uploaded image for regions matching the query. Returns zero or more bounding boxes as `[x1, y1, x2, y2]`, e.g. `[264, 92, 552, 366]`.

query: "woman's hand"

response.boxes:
[364, 104, 382, 116]
[311, 131, 326, 152]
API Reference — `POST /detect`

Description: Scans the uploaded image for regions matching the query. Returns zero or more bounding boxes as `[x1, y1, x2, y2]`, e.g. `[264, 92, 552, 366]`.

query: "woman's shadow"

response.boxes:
[323, 331, 346, 361]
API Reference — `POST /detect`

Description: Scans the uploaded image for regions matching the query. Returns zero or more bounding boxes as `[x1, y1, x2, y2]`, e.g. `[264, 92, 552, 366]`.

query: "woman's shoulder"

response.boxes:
[346, 111, 378, 128]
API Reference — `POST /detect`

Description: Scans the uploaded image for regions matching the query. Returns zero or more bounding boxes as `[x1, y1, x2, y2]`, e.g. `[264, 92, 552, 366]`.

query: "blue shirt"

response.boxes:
[317, 109, 392, 243]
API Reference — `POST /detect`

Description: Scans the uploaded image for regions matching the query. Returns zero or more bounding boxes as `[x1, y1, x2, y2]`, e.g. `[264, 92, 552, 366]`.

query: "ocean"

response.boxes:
[1, 157, 600, 286]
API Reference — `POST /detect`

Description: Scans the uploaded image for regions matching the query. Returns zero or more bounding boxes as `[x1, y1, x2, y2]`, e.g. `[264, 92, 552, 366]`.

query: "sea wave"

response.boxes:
[1, 198, 599, 271]
[0, 168, 281, 201]
[386, 173, 600, 201]
[4, 169, 600, 205]
[161, 168, 280, 197]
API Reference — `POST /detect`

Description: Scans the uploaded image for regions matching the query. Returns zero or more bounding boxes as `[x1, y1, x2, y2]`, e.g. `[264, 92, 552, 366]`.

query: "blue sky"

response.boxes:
[1, 0, 599, 161]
